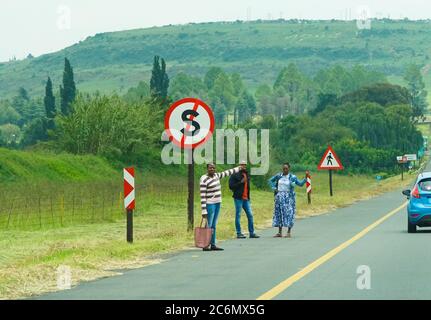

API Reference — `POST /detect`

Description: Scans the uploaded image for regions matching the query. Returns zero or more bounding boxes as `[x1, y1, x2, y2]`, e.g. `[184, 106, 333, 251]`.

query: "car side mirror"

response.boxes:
[402, 189, 411, 197]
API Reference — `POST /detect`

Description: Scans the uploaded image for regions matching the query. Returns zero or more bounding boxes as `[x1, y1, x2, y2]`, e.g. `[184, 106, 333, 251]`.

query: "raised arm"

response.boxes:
[199, 177, 208, 216]
[216, 166, 241, 179]
[292, 174, 306, 187]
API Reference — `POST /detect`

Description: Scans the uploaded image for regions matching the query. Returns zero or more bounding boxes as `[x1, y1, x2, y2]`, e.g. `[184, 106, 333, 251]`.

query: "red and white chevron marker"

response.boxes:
[306, 170, 312, 204]
[306, 171, 312, 194]
[123, 167, 135, 210]
[123, 167, 135, 243]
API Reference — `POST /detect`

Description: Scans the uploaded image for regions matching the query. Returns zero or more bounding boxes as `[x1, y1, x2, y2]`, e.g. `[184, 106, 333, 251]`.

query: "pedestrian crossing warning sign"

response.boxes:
[318, 145, 344, 170]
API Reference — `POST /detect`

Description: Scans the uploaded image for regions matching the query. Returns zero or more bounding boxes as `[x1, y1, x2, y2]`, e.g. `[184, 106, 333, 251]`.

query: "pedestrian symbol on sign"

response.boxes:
[326, 152, 334, 166]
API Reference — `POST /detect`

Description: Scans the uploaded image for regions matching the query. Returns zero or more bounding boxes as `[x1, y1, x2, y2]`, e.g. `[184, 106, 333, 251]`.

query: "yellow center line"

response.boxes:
[257, 201, 408, 300]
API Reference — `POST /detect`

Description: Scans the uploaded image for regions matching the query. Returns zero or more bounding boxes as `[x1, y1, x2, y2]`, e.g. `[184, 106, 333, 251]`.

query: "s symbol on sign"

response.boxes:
[181, 110, 200, 136]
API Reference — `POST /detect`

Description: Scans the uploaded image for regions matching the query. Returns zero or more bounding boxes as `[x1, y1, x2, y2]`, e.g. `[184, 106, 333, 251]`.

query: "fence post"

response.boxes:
[6, 201, 13, 229]
[38, 195, 42, 228]
[50, 195, 54, 226]
[91, 192, 95, 223]
[60, 194, 64, 227]
[110, 192, 114, 220]
[23, 198, 29, 228]
[102, 192, 105, 221]
[72, 193, 75, 222]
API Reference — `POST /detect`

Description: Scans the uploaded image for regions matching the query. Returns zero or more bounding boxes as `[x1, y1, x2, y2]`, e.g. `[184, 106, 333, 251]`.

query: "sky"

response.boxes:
[0, 0, 430, 62]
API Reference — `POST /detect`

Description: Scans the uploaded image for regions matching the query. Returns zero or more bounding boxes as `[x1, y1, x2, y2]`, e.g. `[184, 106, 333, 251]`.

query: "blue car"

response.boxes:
[402, 172, 431, 233]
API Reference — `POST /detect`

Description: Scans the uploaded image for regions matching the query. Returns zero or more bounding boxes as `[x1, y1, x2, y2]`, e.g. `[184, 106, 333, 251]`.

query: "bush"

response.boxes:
[54, 94, 164, 163]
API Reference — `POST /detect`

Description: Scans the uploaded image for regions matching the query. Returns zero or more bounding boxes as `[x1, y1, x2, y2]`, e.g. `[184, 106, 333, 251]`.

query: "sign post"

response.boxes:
[317, 145, 344, 196]
[397, 156, 408, 181]
[329, 170, 333, 197]
[187, 148, 194, 232]
[165, 98, 215, 231]
[123, 167, 135, 243]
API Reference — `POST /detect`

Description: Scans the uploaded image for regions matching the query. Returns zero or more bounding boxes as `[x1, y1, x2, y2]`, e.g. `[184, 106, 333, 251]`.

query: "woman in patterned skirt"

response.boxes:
[268, 163, 306, 238]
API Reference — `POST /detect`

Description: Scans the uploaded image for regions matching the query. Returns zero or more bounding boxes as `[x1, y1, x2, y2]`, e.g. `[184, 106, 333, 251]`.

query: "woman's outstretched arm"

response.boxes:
[216, 166, 241, 179]
[293, 175, 306, 187]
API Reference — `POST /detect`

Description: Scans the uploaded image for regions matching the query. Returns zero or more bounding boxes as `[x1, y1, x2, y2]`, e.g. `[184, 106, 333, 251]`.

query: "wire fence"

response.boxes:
[0, 181, 190, 230]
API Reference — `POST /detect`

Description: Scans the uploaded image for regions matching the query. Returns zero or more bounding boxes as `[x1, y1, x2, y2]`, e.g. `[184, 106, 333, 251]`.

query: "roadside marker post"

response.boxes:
[317, 145, 344, 196]
[306, 170, 312, 204]
[124, 167, 135, 243]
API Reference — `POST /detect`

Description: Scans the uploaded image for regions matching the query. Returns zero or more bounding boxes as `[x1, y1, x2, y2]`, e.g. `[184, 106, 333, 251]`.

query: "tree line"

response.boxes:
[0, 55, 426, 176]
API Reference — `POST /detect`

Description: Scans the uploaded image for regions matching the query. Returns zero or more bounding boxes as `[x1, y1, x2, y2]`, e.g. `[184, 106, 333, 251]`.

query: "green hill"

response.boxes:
[0, 148, 120, 183]
[1, 19, 431, 99]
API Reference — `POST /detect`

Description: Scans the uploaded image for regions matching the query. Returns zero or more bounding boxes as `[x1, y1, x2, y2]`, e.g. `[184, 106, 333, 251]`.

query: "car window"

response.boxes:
[419, 179, 431, 191]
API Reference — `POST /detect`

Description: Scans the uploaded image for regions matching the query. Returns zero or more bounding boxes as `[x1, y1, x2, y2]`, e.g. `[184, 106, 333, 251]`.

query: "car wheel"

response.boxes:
[408, 218, 417, 233]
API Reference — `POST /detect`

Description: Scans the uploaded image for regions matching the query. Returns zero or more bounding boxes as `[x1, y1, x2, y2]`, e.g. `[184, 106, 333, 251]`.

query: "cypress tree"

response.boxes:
[150, 56, 169, 101]
[60, 58, 76, 115]
[44, 77, 56, 119]
[150, 56, 161, 97]
[12, 87, 30, 121]
[18, 87, 30, 101]
[160, 58, 169, 100]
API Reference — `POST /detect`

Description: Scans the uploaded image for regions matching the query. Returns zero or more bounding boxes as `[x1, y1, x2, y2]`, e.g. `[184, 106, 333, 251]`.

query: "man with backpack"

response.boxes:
[229, 160, 260, 239]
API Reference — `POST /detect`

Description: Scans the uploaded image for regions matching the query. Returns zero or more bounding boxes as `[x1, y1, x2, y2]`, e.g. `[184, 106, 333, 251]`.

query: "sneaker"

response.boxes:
[237, 234, 247, 239]
[250, 234, 260, 238]
[202, 246, 212, 251]
[211, 245, 224, 251]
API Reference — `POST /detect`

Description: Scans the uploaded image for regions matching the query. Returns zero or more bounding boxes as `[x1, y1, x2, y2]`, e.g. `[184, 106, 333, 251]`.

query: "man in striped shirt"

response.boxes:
[200, 163, 241, 251]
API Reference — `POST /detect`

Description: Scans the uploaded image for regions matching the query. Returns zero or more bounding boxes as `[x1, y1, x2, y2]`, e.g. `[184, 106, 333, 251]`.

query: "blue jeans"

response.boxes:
[234, 199, 255, 235]
[206, 203, 221, 246]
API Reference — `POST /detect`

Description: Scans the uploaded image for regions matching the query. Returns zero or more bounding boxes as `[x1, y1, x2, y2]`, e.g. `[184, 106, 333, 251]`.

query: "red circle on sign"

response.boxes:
[164, 98, 215, 149]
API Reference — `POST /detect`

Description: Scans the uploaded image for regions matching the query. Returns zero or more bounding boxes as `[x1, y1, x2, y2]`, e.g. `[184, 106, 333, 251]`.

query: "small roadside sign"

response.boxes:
[123, 167, 135, 210]
[317, 145, 343, 197]
[306, 170, 312, 204]
[397, 156, 407, 163]
[318, 145, 344, 170]
[123, 167, 135, 243]
[405, 154, 417, 161]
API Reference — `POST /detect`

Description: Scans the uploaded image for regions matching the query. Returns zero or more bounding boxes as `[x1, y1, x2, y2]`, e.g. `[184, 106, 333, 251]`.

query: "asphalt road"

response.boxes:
[38, 166, 429, 300]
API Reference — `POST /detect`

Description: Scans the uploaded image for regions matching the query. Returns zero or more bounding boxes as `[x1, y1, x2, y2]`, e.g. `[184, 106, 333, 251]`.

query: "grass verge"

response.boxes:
[0, 169, 418, 299]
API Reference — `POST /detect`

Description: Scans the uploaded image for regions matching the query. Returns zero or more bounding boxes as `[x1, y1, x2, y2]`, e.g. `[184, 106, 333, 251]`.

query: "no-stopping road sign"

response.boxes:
[164, 98, 215, 149]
